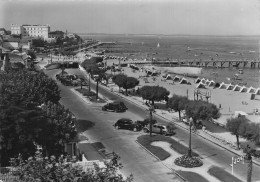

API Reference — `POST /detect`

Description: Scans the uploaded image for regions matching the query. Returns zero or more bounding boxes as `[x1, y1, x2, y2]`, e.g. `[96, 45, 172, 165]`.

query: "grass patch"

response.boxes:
[208, 166, 243, 182]
[177, 171, 210, 182]
[75, 88, 106, 103]
[137, 135, 198, 160]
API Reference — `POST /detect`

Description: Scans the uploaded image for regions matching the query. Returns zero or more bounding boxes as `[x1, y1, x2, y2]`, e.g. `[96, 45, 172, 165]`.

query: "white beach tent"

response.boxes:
[166, 74, 173, 80]
[195, 78, 201, 84]
[219, 82, 227, 89]
[247, 86, 257, 94]
[232, 84, 241, 91]
[173, 75, 181, 82]
[200, 78, 207, 84]
[226, 83, 234, 90]
[179, 77, 188, 84]
[205, 79, 211, 85]
[255, 88, 260, 95]
[208, 80, 215, 87]
[196, 83, 206, 89]
[232, 111, 248, 118]
[239, 86, 248, 93]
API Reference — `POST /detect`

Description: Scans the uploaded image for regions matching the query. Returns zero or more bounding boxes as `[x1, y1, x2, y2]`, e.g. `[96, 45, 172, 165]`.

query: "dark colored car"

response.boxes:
[102, 101, 127, 112]
[114, 118, 142, 131]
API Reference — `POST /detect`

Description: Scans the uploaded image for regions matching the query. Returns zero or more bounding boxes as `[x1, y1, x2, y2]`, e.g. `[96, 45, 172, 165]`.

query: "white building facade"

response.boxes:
[11, 24, 50, 39]
[11, 24, 23, 35]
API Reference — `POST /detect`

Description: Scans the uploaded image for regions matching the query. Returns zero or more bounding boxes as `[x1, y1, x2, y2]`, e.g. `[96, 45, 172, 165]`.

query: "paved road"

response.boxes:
[46, 68, 260, 182]
[45, 69, 181, 182]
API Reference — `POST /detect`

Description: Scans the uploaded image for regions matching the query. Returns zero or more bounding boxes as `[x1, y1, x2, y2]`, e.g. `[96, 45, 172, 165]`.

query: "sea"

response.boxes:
[81, 34, 260, 88]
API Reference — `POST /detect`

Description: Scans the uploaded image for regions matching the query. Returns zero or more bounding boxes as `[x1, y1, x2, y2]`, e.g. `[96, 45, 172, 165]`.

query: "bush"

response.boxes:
[174, 154, 203, 168]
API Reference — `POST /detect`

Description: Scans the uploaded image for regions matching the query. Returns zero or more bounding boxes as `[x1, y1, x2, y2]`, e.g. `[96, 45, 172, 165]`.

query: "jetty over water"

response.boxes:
[120, 59, 260, 68]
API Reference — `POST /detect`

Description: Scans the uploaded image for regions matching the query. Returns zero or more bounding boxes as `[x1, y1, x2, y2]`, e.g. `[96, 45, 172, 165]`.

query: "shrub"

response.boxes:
[174, 154, 203, 168]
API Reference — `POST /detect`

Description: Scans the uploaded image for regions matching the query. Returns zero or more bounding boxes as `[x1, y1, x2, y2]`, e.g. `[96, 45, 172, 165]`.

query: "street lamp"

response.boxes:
[96, 76, 100, 100]
[149, 105, 155, 137]
[188, 117, 193, 157]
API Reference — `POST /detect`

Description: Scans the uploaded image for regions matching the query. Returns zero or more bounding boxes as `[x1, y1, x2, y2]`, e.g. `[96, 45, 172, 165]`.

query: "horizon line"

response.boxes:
[76, 33, 260, 37]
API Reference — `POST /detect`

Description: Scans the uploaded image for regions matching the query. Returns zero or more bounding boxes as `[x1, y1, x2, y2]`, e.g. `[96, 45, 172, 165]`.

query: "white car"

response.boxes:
[143, 123, 174, 136]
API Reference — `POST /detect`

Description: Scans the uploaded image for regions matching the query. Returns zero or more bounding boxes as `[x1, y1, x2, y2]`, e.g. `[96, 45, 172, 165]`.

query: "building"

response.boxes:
[22, 25, 50, 39]
[11, 24, 23, 35]
[0, 28, 7, 35]
[11, 24, 50, 39]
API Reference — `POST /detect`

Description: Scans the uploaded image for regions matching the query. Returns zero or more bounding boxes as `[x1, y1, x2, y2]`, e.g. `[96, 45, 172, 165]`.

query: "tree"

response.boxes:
[0, 105, 47, 166]
[0, 69, 61, 107]
[139, 86, 169, 105]
[167, 95, 188, 120]
[32, 39, 45, 47]
[39, 102, 77, 156]
[10, 150, 134, 182]
[185, 100, 220, 157]
[185, 100, 220, 128]
[226, 116, 249, 150]
[112, 74, 127, 91]
[122, 77, 139, 95]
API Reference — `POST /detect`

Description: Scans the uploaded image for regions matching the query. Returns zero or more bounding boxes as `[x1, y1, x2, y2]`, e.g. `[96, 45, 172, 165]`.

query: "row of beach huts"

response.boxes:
[195, 77, 260, 95]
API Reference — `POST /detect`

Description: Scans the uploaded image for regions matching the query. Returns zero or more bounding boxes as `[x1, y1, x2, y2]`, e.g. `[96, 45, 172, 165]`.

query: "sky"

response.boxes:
[0, 0, 260, 35]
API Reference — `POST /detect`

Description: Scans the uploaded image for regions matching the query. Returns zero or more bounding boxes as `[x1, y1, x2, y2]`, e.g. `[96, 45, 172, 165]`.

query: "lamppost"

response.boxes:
[149, 105, 155, 137]
[188, 117, 193, 157]
[96, 76, 100, 100]
[88, 72, 91, 92]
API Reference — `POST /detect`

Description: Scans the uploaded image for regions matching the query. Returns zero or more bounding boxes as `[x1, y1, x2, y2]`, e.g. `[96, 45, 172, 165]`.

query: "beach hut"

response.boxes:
[196, 83, 206, 89]
[239, 86, 248, 93]
[219, 82, 227, 89]
[179, 77, 188, 84]
[173, 76, 181, 82]
[208, 80, 215, 87]
[166, 74, 172, 80]
[226, 84, 234, 90]
[247, 86, 257, 94]
[232, 84, 241, 91]
[195, 78, 201, 84]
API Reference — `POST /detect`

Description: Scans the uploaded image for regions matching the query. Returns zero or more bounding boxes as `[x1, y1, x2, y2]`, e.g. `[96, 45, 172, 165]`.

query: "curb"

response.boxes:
[135, 140, 187, 182]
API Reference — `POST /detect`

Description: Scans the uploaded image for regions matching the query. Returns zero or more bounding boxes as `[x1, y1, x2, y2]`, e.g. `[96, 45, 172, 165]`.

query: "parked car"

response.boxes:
[114, 118, 142, 131]
[102, 101, 127, 112]
[143, 123, 175, 136]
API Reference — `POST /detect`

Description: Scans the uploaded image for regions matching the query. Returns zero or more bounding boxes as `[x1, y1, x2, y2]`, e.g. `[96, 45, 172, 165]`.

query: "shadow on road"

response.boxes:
[76, 119, 95, 132]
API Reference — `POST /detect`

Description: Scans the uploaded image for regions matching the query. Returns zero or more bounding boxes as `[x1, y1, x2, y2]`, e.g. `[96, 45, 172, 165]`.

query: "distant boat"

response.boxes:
[157, 43, 160, 48]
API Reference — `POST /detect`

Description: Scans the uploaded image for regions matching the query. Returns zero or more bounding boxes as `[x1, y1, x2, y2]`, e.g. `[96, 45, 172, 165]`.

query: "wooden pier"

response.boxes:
[123, 60, 260, 68]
